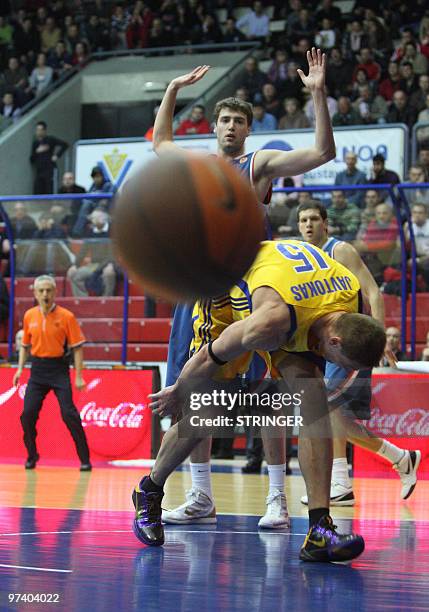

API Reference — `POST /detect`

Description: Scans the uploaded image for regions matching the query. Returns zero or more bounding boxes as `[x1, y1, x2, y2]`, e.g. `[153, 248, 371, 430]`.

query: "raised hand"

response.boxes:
[297, 48, 326, 93]
[170, 65, 210, 90]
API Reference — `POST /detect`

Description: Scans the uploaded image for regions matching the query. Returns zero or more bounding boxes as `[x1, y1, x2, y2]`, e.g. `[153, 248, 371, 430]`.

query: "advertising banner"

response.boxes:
[0, 369, 155, 462]
[74, 125, 407, 191]
[354, 374, 429, 478]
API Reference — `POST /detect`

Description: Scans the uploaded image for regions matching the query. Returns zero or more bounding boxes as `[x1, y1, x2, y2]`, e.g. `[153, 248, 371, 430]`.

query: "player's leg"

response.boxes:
[53, 374, 91, 468]
[258, 430, 290, 529]
[277, 353, 364, 562]
[20, 379, 50, 468]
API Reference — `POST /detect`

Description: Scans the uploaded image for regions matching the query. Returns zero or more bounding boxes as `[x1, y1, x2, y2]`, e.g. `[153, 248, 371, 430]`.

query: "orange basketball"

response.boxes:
[112, 153, 265, 302]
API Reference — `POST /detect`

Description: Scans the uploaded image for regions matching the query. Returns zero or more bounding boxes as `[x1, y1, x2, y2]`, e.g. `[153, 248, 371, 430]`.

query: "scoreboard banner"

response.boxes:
[74, 124, 407, 191]
[0, 368, 156, 462]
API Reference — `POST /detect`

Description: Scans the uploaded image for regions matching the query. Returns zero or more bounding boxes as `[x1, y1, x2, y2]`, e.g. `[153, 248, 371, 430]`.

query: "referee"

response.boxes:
[13, 275, 91, 470]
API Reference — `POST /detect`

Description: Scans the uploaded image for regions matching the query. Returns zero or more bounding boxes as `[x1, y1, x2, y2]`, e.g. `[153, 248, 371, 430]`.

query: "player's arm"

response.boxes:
[334, 241, 385, 325]
[253, 48, 335, 179]
[152, 65, 210, 156]
[150, 290, 291, 416]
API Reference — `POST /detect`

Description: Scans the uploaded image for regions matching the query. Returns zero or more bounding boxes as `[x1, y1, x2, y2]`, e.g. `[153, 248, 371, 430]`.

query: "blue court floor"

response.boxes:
[1, 507, 428, 612]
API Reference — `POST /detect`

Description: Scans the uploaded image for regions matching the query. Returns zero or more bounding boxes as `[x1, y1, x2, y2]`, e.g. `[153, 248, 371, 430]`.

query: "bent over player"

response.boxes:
[132, 240, 386, 563]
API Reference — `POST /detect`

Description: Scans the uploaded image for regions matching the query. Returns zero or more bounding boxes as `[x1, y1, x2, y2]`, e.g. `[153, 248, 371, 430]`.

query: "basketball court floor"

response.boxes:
[1, 462, 428, 612]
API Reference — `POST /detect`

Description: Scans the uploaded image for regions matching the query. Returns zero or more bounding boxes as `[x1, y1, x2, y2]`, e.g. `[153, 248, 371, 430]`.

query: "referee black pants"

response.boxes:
[20, 359, 90, 463]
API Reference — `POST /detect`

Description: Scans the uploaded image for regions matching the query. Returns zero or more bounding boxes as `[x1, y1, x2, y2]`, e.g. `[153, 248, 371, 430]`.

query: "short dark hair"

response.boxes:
[37, 120, 47, 129]
[213, 97, 253, 126]
[335, 313, 386, 368]
[91, 165, 103, 177]
[193, 104, 205, 113]
[372, 153, 385, 164]
[296, 201, 328, 222]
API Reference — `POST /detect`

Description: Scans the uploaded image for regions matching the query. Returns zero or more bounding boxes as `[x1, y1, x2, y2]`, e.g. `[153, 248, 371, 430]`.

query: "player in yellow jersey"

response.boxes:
[132, 240, 386, 562]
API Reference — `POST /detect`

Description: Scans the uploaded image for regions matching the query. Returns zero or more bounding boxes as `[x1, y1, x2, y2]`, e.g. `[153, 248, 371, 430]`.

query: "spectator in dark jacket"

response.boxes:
[30, 120, 68, 194]
[72, 166, 114, 236]
[10, 201, 37, 239]
[385, 90, 417, 130]
[240, 56, 268, 101]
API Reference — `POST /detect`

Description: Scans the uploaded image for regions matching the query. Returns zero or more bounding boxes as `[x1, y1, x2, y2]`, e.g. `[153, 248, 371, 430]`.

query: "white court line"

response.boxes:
[0, 529, 306, 537]
[0, 563, 72, 573]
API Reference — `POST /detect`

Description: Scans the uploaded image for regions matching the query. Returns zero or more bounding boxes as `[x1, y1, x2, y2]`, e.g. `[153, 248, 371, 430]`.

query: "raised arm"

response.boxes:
[152, 65, 210, 156]
[254, 48, 336, 179]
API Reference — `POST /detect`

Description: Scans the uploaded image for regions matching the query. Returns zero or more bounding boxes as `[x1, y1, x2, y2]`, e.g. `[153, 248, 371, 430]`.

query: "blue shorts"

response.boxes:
[325, 362, 372, 420]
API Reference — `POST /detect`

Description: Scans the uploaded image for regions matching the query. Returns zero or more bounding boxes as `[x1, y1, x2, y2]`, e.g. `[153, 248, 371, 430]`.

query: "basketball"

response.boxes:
[112, 153, 265, 302]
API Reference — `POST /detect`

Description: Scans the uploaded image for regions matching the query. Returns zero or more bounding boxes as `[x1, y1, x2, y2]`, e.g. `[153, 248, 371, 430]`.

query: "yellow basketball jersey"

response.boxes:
[230, 240, 361, 353]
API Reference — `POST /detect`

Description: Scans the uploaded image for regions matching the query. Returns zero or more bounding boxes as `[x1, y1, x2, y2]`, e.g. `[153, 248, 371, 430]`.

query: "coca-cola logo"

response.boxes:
[80, 401, 146, 428]
[368, 406, 429, 437]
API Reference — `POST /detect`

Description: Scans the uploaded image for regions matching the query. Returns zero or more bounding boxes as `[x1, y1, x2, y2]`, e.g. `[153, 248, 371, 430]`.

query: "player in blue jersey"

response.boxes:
[297, 201, 421, 504]
[151, 49, 336, 528]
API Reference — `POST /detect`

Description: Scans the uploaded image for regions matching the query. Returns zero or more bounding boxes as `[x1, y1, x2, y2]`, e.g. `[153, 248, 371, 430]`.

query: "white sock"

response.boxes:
[267, 464, 286, 494]
[190, 462, 213, 499]
[377, 440, 405, 465]
[332, 457, 351, 488]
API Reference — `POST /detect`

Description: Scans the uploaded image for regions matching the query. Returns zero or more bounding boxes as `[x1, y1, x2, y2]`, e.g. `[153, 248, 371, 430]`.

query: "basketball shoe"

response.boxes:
[299, 515, 364, 563]
[258, 489, 291, 529]
[393, 450, 421, 499]
[132, 477, 164, 546]
[162, 488, 217, 524]
[300, 482, 355, 507]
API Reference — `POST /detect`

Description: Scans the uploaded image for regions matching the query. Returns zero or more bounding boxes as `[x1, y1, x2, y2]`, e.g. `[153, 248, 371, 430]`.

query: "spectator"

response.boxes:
[342, 19, 368, 58]
[220, 16, 246, 47]
[146, 17, 170, 48]
[30, 120, 68, 195]
[290, 11, 314, 47]
[67, 208, 116, 297]
[332, 96, 360, 126]
[71, 41, 89, 66]
[379, 61, 402, 102]
[314, 18, 337, 51]
[111, 3, 129, 49]
[240, 56, 268, 101]
[29, 52, 54, 97]
[327, 190, 361, 241]
[304, 84, 337, 125]
[399, 62, 419, 97]
[334, 152, 367, 206]
[292, 36, 312, 71]
[173, 3, 193, 46]
[360, 189, 381, 229]
[353, 47, 381, 82]
[64, 23, 81, 55]
[370, 153, 400, 185]
[351, 67, 376, 100]
[72, 166, 114, 236]
[267, 48, 289, 95]
[391, 28, 416, 63]
[58, 171, 86, 232]
[404, 203, 429, 287]
[325, 47, 353, 98]
[236, 1, 270, 44]
[417, 94, 429, 144]
[32, 211, 66, 240]
[380, 327, 407, 365]
[418, 146, 429, 176]
[20, 211, 69, 275]
[420, 331, 429, 361]
[40, 16, 62, 54]
[251, 102, 277, 132]
[85, 14, 112, 52]
[400, 42, 428, 76]
[47, 40, 73, 77]
[282, 61, 305, 104]
[0, 91, 21, 122]
[385, 90, 416, 129]
[10, 201, 37, 239]
[255, 83, 283, 120]
[234, 87, 250, 102]
[410, 74, 429, 114]
[353, 84, 388, 124]
[355, 202, 399, 282]
[278, 97, 309, 130]
[175, 104, 211, 136]
[0, 15, 13, 57]
[13, 17, 40, 59]
[198, 14, 222, 45]
[315, 0, 342, 28]
[1, 56, 29, 105]
[404, 165, 429, 206]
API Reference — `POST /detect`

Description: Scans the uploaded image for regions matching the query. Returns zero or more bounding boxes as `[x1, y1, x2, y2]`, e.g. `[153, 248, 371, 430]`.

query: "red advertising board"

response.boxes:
[0, 368, 156, 463]
[354, 374, 429, 478]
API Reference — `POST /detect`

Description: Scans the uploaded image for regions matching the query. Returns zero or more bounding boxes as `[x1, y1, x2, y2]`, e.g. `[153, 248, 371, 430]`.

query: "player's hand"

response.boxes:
[297, 48, 326, 92]
[170, 65, 210, 91]
[13, 370, 22, 387]
[381, 348, 397, 368]
[149, 384, 180, 417]
[75, 375, 86, 391]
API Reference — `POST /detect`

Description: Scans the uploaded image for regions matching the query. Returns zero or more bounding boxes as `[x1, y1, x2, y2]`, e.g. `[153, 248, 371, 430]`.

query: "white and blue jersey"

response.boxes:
[322, 237, 372, 420]
[165, 152, 271, 386]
